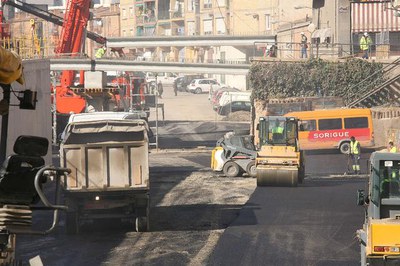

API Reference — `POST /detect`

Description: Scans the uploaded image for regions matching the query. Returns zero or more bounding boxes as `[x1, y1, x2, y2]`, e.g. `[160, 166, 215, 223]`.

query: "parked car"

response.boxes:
[210, 87, 239, 108]
[187, 78, 220, 94]
[216, 91, 251, 110]
[176, 74, 205, 92]
[217, 101, 252, 116]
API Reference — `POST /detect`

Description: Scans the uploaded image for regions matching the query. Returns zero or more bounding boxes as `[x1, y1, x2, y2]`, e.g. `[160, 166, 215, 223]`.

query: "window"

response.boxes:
[188, 0, 195, 11]
[216, 18, 226, 34]
[299, 120, 316, 131]
[188, 21, 196, 35]
[204, 0, 212, 8]
[203, 19, 213, 35]
[318, 118, 342, 130]
[216, 0, 225, 6]
[122, 8, 127, 18]
[129, 7, 134, 17]
[265, 14, 271, 30]
[379, 160, 400, 199]
[344, 117, 368, 129]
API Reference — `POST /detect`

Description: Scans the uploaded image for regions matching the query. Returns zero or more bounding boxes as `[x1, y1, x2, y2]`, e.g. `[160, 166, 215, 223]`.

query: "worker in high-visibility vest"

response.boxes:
[270, 119, 284, 142]
[95, 46, 106, 59]
[350, 136, 361, 174]
[388, 141, 398, 153]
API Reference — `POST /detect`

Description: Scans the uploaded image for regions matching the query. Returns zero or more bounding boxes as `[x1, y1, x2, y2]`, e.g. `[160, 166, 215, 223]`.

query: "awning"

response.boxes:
[311, 28, 332, 40]
[351, 2, 400, 32]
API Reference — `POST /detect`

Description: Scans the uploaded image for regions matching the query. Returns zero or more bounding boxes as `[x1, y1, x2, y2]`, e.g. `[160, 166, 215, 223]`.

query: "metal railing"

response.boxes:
[3, 35, 400, 64]
[253, 41, 400, 60]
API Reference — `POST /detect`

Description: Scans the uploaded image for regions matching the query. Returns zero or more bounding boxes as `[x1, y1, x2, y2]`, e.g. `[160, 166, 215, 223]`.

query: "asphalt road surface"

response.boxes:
[208, 178, 366, 266]
[14, 87, 373, 265]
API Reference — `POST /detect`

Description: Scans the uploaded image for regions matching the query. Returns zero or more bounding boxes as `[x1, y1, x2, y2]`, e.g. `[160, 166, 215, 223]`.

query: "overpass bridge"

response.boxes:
[106, 35, 275, 49]
[49, 58, 250, 75]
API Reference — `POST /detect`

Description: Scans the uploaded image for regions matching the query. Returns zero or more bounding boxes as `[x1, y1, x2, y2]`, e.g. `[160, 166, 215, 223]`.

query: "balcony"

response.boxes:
[172, 11, 184, 19]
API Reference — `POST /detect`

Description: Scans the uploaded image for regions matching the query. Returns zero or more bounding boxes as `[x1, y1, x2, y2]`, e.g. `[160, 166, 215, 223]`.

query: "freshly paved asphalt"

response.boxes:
[208, 178, 366, 266]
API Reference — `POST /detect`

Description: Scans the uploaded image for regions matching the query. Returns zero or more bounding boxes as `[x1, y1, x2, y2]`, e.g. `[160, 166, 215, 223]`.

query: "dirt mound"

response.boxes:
[222, 111, 251, 121]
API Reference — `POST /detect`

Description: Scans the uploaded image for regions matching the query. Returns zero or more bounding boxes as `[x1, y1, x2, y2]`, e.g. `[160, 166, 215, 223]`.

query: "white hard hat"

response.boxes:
[364, 32, 368, 36]
[301, 32, 305, 35]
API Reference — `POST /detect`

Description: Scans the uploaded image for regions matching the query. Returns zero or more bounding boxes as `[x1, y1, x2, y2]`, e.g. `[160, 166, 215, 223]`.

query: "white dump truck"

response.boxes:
[59, 112, 150, 234]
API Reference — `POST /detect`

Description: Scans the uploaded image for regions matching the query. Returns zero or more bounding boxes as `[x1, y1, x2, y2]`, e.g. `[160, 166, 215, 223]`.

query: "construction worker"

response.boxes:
[359, 32, 372, 59]
[388, 141, 398, 153]
[380, 168, 400, 198]
[95, 46, 106, 59]
[350, 136, 361, 174]
[271, 119, 284, 142]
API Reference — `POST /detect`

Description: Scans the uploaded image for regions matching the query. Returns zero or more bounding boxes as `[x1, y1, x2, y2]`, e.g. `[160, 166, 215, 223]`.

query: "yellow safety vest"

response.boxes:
[350, 140, 360, 154]
[272, 126, 284, 134]
[390, 146, 397, 153]
[95, 48, 105, 58]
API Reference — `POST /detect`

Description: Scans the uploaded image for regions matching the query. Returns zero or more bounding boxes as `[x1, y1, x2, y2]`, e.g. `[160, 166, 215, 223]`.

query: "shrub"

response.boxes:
[249, 58, 385, 105]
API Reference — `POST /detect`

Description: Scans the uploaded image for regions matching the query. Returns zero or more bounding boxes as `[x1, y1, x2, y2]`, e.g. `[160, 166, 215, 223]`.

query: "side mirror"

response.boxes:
[357, 189, 365, 206]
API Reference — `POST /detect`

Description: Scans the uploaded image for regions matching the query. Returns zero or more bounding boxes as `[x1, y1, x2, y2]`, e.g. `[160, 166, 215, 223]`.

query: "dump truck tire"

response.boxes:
[257, 167, 298, 187]
[135, 216, 148, 232]
[223, 161, 240, 177]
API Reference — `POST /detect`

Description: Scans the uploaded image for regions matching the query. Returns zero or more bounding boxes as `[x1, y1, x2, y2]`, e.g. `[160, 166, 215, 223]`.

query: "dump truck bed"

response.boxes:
[60, 119, 149, 192]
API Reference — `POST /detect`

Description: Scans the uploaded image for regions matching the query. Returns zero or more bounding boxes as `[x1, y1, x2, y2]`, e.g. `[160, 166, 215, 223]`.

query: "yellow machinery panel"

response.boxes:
[367, 219, 400, 256]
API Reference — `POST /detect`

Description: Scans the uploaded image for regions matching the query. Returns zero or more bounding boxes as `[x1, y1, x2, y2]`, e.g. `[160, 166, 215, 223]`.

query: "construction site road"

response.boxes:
[208, 178, 365, 266]
[15, 86, 372, 265]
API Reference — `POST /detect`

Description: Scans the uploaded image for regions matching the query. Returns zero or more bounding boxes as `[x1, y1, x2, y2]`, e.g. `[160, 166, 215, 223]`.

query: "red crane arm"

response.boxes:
[56, 0, 92, 114]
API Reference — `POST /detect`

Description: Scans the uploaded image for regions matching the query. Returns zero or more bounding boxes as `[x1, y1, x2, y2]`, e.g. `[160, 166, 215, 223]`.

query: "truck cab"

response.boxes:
[357, 152, 400, 265]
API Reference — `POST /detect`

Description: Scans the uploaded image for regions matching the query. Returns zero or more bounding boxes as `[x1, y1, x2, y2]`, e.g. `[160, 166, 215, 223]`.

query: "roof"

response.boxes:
[285, 108, 371, 118]
[68, 111, 146, 123]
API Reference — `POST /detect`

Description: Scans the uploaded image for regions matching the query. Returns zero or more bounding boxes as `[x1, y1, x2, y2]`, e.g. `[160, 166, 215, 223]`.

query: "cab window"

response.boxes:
[379, 160, 400, 199]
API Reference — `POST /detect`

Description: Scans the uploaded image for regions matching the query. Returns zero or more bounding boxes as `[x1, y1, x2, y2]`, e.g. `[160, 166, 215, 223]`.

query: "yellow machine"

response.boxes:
[256, 116, 305, 187]
[356, 152, 400, 265]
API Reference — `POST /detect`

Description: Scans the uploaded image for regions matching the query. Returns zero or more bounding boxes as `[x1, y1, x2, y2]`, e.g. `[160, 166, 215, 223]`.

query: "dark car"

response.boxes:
[217, 101, 251, 116]
[177, 74, 205, 91]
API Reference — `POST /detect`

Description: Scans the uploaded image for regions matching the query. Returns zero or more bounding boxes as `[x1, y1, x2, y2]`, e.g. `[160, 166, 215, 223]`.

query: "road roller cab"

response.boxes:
[256, 116, 305, 187]
[356, 152, 400, 265]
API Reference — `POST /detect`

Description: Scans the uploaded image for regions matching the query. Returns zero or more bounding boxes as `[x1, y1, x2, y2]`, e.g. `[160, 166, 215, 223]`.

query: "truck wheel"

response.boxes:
[66, 211, 79, 235]
[223, 161, 240, 177]
[195, 88, 202, 94]
[246, 161, 257, 178]
[339, 142, 350, 154]
[135, 216, 148, 232]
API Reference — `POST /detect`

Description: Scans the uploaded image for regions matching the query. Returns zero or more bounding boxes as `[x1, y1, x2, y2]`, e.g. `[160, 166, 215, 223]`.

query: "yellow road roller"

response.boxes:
[356, 152, 400, 265]
[256, 116, 305, 187]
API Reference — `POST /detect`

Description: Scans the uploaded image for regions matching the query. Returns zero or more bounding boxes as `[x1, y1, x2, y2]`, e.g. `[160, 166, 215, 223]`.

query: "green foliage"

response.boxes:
[249, 58, 385, 104]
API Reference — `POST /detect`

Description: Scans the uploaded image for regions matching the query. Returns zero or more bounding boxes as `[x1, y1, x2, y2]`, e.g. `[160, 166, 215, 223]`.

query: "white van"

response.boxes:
[218, 91, 251, 107]
[146, 72, 177, 85]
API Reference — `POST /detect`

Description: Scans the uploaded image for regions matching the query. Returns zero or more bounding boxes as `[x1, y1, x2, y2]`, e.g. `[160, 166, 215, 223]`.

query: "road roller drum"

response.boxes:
[256, 166, 299, 187]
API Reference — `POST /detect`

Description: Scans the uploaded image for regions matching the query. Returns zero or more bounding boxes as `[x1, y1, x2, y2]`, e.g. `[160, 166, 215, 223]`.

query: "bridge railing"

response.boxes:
[3, 35, 400, 63]
[253, 41, 400, 60]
